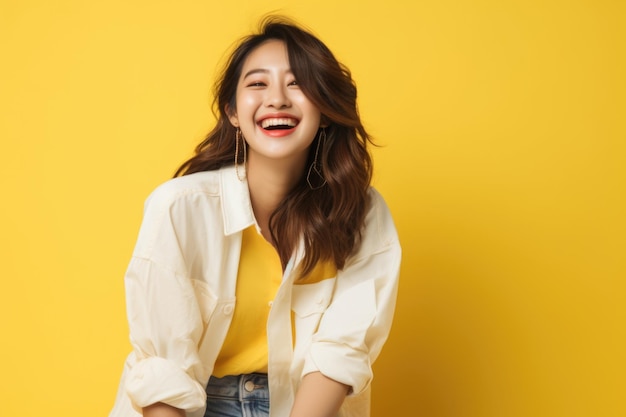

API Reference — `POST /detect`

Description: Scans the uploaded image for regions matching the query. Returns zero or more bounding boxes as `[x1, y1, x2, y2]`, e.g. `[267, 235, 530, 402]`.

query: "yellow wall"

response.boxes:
[1, 1, 624, 416]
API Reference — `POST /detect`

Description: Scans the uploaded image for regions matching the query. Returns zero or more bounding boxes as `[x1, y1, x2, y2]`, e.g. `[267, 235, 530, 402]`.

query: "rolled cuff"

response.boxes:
[301, 341, 373, 396]
[125, 356, 206, 413]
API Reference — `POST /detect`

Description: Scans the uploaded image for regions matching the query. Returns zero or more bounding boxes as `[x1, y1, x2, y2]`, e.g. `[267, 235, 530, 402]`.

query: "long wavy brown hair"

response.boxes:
[175, 16, 373, 277]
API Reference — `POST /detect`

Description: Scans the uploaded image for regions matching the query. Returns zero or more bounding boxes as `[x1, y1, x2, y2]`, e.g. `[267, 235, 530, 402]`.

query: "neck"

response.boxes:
[246, 153, 306, 242]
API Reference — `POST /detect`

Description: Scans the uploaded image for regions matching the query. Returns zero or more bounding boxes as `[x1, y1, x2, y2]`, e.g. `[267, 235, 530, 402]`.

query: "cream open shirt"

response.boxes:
[109, 165, 401, 417]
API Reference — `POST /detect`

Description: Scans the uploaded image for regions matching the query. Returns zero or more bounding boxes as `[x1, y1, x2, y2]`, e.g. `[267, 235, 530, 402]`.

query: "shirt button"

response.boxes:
[268, 301, 273, 307]
[244, 380, 255, 392]
[223, 305, 234, 315]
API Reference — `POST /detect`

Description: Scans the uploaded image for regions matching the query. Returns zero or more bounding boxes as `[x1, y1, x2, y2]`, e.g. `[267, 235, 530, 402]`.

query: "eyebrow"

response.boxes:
[242, 68, 294, 79]
[243, 69, 270, 79]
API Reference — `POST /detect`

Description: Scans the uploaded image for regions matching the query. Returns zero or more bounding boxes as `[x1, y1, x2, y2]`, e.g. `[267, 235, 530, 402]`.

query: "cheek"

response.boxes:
[236, 92, 257, 113]
[297, 100, 321, 123]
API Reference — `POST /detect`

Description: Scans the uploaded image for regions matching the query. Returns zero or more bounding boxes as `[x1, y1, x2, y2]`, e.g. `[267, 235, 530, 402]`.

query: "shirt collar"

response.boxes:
[219, 165, 256, 235]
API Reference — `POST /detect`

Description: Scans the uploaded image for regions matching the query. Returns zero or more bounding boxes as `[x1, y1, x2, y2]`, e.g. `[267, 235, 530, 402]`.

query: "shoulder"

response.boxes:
[144, 170, 221, 211]
[364, 187, 399, 241]
[130, 170, 227, 258]
[356, 187, 401, 259]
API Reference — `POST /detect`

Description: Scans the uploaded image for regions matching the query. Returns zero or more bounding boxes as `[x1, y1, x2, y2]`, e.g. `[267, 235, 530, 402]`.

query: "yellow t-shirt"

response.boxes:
[212, 225, 282, 377]
[212, 225, 338, 377]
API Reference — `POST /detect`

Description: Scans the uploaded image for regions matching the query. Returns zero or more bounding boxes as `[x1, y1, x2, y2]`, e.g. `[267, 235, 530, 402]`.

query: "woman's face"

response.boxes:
[228, 40, 322, 170]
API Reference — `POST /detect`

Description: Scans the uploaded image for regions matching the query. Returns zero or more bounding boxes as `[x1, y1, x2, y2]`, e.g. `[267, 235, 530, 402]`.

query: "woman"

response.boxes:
[110, 16, 401, 417]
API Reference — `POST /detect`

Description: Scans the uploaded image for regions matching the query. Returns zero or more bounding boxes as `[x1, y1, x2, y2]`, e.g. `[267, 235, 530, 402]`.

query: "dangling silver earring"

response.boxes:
[307, 128, 327, 190]
[235, 128, 247, 181]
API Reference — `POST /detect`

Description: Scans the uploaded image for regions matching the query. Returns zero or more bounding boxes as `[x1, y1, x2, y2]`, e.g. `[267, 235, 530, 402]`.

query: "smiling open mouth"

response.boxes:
[265, 125, 292, 130]
[260, 117, 298, 130]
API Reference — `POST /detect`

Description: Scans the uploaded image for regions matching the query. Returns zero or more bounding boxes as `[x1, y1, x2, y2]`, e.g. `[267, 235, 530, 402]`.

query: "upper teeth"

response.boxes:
[261, 118, 297, 128]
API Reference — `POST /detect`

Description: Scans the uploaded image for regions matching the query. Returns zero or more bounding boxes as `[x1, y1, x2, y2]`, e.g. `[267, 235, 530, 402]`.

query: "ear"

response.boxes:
[225, 104, 239, 127]
[320, 115, 330, 128]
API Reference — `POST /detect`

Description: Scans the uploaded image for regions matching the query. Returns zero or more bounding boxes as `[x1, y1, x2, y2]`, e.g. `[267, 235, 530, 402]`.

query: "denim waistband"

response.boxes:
[205, 373, 269, 402]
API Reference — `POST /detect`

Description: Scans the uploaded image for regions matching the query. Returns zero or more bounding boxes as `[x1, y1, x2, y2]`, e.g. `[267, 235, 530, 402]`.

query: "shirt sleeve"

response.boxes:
[122, 185, 208, 413]
[301, 189, 402, 395]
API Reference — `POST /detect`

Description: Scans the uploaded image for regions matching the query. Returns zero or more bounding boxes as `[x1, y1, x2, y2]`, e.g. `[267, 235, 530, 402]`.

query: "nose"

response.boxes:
[265, 83, 291, 109]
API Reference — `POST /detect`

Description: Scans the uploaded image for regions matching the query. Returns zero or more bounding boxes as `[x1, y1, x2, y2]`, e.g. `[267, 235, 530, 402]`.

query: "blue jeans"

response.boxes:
[204, 373, 270, 417]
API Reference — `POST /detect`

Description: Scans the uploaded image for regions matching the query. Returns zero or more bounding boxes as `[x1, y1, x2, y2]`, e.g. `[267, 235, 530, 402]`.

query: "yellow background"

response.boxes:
[1, 1, 624, 416]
